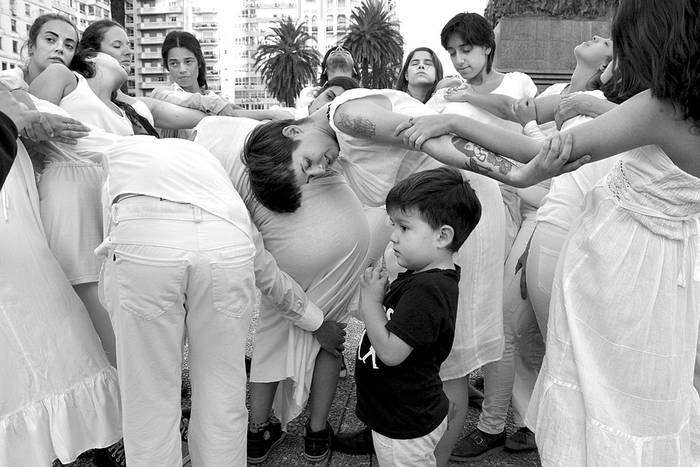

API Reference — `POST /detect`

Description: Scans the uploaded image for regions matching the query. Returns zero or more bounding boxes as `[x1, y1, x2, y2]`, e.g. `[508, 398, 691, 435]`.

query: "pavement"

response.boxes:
[61, 317, 542, 467]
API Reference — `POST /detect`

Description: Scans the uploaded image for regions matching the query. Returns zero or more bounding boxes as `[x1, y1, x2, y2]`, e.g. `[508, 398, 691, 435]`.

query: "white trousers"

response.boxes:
[526, 222, 569, 338]
[372, 417, 447, 467]
[479, 207, 545, 433]
[99, 197, 256, 467]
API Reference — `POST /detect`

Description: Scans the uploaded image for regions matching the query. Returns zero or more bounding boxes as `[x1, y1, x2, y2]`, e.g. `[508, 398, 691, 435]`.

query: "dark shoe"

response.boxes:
[450, 428, 506, 462]
[304, 420, 334, 462]
[247, 419, 286, 464]
[504, 427, 536, 453]
[180, 408, 191, 464]
[339, 355, 348, 379]
[333, 426, 374, 455]
[93, 440, 126, 467]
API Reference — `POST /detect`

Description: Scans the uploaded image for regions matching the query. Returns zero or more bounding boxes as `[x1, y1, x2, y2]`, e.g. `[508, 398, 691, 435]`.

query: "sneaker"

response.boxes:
[93, 440, 126, 467]
[304, 420, 334, 462]
[450, 428, 506, 462]
[504, 427, 536, 453]
[247, 419, 285, 464]
[333, 426, 374, 455]
[181, 408, 191, 465]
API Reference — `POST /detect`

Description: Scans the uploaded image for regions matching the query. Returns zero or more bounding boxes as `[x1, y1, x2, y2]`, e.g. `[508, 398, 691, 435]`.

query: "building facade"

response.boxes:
[0, 0, 110, 72]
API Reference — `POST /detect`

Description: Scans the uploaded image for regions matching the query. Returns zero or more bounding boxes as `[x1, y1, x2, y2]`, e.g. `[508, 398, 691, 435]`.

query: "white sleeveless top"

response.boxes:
[60, 72, 134, 136]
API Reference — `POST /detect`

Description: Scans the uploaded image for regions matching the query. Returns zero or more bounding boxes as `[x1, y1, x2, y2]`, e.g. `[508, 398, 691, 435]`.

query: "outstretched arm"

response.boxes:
[333, 97, 585, 187]
[151, 86, 293, 121]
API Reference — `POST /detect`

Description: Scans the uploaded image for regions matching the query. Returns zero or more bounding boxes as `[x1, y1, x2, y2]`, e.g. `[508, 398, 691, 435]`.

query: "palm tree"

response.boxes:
[342, 0, 404, 89]
[254, 17, 321, 107]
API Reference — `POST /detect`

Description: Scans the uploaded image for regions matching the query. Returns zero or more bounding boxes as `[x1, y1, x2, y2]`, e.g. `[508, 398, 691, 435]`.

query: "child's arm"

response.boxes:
[359, 263, 413, 366]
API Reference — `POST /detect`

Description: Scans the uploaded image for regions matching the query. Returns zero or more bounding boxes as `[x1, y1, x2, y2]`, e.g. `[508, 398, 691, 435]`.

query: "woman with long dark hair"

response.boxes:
[395, 47, 444, 104]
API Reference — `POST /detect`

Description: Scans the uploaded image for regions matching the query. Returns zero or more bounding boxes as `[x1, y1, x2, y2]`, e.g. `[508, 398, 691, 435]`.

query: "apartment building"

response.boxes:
[0, 0, 110, 72]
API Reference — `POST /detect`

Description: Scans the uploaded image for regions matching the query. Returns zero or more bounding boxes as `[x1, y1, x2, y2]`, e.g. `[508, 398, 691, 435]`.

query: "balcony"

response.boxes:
[140, 66, 165, 74]
[193, 22, 218, 29]
[199, 38, 219, 45]
[140, 21, 182, 30]
[138, 6, 182, 15]
[139, 52, 161, 60]
[139, 35, 166, 45]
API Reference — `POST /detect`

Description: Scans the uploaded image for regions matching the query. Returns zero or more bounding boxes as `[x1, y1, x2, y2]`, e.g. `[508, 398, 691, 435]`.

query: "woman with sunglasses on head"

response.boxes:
[296, 45, 360, 117]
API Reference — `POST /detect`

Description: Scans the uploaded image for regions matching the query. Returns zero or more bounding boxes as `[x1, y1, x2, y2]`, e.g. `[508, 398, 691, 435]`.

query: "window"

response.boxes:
[25, 4, 30, 16]
[1, 62, 6, 71]
[11, 19, 16, 32]
[12, 40, 18, 53]
[0, 38, 2, 49]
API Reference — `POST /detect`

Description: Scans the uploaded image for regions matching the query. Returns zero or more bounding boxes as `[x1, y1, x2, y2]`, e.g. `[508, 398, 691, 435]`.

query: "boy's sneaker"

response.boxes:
[333, 426, 374, 455]
[247, 419, 286, 464]
[93, 440, 126, 467]
[304, 420, 334, 462]
[504, 427, 537, 452]
[450, 428, 506, 462]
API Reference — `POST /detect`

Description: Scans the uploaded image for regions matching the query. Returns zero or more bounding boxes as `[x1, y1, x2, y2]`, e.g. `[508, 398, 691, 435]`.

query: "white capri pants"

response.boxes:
[99, 196, 256, 467]
[372, 417, 447, 467]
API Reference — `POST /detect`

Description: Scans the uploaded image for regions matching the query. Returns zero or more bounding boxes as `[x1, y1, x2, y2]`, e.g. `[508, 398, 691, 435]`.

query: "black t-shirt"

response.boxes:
[0, 111, 18, 191]
[355, 266, 460, 439]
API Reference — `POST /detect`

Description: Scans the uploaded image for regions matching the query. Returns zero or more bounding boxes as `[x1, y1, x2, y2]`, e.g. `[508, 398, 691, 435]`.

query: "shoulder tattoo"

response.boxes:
[335, 107, 376, 139]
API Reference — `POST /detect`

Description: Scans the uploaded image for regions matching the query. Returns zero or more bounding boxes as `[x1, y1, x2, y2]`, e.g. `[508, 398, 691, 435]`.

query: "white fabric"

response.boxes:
[61, 72, 134, 137]
[527, 145, 700, 466]
[528, 105, 620, 332]
[372, 417, 447, 467]
[479, 203, 545, 433]
[0, 144, 121, 466]
[99, 196, 255, 467]
[329, 88, 506, 378]
[194, 116, 369, 424]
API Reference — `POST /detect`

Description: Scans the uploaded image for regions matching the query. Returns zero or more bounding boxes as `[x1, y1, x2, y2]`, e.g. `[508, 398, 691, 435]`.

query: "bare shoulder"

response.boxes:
[39, 63, 75, 82]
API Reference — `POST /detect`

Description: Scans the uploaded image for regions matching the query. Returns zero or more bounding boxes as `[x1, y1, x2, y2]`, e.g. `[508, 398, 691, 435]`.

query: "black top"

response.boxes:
[355, 266, 460, 439]
[0, 111, 18, 191]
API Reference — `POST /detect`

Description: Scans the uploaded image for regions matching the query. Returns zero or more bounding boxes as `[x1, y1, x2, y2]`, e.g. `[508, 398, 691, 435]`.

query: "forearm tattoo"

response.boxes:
[334, 108, 376, 139]
[450, 136, 514, 176]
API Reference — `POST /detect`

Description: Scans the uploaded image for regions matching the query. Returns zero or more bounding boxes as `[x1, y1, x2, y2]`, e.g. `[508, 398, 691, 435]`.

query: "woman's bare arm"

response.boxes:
[27, 64, 77, 105]
[333, 97, 586, 187]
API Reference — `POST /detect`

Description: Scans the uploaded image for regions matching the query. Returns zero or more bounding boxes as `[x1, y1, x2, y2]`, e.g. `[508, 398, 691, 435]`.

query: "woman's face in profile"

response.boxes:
[308, 85, 345, 114]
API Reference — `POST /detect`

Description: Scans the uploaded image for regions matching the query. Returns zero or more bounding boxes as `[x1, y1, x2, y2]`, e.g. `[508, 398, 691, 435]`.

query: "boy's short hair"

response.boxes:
[440, 13, 496, 74]
[386, 167, 481, 252]
[243, 119, 303, 213]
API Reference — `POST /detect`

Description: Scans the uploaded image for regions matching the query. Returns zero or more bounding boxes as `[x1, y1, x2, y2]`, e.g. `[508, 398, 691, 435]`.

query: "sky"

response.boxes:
[395, 0, 489, 76]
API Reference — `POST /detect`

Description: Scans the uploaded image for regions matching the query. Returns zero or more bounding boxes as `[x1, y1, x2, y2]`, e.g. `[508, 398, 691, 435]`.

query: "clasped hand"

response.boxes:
[313, 320, 347, 357]
[393, 114, 451, 150]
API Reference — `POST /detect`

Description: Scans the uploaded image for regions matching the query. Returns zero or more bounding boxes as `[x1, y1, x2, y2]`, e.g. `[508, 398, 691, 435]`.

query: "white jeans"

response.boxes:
[99, 196, 256, 467]
[478, 208, 545, 433]
[372, 417, 447, 467]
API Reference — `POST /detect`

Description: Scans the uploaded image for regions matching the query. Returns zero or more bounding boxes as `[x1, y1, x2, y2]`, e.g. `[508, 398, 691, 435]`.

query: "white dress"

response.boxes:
[526, 146, 700, 466]
[38, 72, 137, 284]
[0, 144, 121, 466]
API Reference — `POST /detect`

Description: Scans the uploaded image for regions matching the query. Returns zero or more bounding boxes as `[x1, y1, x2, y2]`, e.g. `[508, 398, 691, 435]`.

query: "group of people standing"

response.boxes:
[1, 0, 698, 466]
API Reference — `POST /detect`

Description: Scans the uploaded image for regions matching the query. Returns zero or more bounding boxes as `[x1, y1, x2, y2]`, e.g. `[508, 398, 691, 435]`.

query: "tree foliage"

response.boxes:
[254, 17, 321, 107]
[341, 0, 404, 89]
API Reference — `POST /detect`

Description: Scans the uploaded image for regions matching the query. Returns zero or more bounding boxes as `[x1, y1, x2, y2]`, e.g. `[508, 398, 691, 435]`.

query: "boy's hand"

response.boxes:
[359, 262, 388, 305]
[313, 320, 347, 357]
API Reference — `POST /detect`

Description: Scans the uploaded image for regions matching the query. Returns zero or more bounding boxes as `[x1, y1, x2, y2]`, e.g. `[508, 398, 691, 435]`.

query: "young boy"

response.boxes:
[355, 166, 482, 466]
